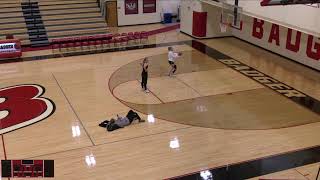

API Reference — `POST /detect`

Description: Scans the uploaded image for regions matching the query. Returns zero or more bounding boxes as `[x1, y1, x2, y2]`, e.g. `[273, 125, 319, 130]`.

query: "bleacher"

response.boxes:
[38, 0, 108, 44]
[0, 0, 30, 46]
[0, 0, 108, 47]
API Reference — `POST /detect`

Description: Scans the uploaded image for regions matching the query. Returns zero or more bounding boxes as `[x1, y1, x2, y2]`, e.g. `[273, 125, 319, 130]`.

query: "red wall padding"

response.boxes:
[192, 11, 207, 37]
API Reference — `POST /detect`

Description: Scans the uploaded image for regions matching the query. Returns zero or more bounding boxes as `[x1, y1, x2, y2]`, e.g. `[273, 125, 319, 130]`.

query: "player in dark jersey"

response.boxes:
[140, 58, 149, 93]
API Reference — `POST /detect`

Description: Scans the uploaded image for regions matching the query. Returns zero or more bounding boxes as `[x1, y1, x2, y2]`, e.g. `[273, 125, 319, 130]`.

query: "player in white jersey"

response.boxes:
[168, 47, 182, 76]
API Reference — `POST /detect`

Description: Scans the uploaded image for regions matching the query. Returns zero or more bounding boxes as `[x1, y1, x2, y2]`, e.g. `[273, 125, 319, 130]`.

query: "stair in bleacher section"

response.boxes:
[22, 2, 50, 47]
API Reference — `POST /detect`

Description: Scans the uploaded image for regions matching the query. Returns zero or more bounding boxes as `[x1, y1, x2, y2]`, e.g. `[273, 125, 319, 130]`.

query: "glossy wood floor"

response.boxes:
[0, 28, 320, 179]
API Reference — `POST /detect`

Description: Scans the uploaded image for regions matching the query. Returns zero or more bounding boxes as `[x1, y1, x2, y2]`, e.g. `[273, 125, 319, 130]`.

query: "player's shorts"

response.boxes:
[168, 61, 175, 65]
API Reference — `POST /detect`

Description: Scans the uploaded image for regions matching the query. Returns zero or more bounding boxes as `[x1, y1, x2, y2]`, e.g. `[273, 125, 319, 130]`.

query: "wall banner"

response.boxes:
[125, 0, 138, 15]
[143, 0, 156, 13]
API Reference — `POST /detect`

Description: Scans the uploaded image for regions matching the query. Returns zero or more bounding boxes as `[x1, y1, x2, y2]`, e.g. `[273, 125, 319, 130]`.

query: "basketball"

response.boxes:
[178, 52, 183, 56]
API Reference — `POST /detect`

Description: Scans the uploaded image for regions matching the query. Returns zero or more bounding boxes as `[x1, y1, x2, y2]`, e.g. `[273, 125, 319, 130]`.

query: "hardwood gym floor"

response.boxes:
[0, 28, 319, 179]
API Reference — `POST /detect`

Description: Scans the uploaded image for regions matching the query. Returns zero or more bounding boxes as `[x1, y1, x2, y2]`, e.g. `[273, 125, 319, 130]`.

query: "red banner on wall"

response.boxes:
[125, 0, 138, 15]
[143, 0, 156, 13]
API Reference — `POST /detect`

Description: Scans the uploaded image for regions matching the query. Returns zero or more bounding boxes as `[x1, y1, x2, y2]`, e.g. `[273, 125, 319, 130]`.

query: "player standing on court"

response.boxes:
[140, 58, 149, 93]
[168, 47, 182, 77]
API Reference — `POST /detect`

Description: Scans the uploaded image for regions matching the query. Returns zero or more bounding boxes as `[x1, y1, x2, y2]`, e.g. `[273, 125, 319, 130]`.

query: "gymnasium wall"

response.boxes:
[232, 14, 320, 71]
[161, 0, 180, 14]
[116, 0, 180, 26]
[180, 1, 320, 71]
[180, 0, 202, 36]
[180, 0, 231, 38]
[226, 0, 320, 36]
[117, 0, 161, 26]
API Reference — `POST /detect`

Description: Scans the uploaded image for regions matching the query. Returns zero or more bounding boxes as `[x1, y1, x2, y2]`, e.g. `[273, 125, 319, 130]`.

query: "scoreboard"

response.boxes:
[1, 160, 54, 178]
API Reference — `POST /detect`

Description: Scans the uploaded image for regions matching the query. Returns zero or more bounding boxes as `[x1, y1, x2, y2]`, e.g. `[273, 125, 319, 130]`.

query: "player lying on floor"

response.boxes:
[99, 110, 145, 131]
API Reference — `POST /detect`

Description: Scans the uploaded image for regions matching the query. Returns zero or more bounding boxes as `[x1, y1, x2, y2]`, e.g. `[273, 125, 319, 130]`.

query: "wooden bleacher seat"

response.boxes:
[0, 0, 29, 45]
[37, 0, 96, 6]
[39, 8, 100, 16]
[0, 12, 24, 18]
[21, 40, 31, 46]
[0, 17, 25, 24]
[0, 34, 29, 41]
[39, 3, 98, 11]
[46, 23, 107, 32]
[0, 23, 26, 29]
[0, 4, 21, 8]
[48, 28, 108, 38]
[40, 0, 107, 41]
[0, 0, 107, 47]
[0, 29, 27, 35]
[41, 13, 102, 21]
[0, 7, 22, 13]
[44, 18, 105, 26]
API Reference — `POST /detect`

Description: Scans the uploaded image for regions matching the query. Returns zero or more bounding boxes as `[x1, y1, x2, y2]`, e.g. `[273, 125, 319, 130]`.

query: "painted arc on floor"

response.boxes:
[108, 50, 320, 130]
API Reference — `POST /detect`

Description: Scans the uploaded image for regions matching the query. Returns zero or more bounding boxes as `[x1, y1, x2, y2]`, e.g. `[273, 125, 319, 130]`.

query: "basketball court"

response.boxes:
[0, 0, 320, 179]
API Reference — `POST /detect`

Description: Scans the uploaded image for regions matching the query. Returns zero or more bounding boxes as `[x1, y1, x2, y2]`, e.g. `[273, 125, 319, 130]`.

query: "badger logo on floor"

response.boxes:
[0, 84, 55, 134]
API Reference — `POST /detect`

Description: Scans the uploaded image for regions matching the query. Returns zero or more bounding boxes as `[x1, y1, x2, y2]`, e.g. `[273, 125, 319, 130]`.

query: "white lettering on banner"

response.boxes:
[0, 43, 17, 53]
